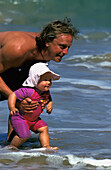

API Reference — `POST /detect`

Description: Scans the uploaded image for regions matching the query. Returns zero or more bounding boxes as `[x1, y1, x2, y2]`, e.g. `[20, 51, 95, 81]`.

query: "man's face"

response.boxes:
[46, 34, 73, 62]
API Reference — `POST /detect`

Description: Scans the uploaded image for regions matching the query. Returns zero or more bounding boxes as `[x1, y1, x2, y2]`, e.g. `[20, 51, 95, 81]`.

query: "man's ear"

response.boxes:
[45, 42, 49, 47]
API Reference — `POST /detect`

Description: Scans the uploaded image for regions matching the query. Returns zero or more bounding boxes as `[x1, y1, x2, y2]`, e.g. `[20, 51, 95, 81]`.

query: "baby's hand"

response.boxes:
[41, 99, 49, 113]
[46, 101, 53, 114]
[10, 108, 19, 116]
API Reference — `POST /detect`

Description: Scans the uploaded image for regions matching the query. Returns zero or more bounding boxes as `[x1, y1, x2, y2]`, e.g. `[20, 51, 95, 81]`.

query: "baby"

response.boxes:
[8, 62, 60, 150]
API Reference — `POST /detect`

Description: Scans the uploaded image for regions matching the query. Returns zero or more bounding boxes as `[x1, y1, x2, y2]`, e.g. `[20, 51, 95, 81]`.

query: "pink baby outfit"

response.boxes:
[10, 87, 51, 138]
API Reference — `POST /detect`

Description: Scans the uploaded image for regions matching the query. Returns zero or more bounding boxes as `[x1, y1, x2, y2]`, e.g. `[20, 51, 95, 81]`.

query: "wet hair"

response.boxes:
[36, 17, 79, 51]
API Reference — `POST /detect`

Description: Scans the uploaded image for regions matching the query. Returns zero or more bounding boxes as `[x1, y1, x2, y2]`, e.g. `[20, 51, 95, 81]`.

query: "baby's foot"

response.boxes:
[6, 145, 18, 151]
[44, 146, 58, 150]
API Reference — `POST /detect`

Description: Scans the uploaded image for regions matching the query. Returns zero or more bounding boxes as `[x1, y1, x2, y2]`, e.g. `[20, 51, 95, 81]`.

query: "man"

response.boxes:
[0, 18, 79, 141]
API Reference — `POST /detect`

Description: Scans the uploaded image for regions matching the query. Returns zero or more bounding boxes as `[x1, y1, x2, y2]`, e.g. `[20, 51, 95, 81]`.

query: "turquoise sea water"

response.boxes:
[0, 0, 111, 29]
[1, 0, 111, 169]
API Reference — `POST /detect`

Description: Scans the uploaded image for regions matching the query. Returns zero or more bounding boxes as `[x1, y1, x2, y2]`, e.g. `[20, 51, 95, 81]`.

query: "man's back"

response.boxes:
[0, 31, 39, 73]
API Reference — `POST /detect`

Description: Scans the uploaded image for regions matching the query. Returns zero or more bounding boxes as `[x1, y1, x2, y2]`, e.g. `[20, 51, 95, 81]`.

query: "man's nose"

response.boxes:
[47, 80, 51, 84]
[63, 47, 68, 54]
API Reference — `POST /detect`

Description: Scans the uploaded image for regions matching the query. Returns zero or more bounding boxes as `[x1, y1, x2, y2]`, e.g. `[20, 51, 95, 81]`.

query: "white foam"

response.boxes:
[28, 148, 47, 152]
[103, 34, 111, 41]
[49, 127, 111, 132]
[67, 154, 111, 167]
[98, 61, 111, 67]
[46, 154, 64, 165]
[65, 54, 92, 61]
[72, 63, 95, 69]
[0, 163, 3, 167]
[0, 148, 43, 162]
[1, 148, 111, 168]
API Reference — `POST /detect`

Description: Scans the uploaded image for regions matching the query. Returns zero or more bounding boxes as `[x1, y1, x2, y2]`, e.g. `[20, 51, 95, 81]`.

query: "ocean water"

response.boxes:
[1, 0, 111, 169]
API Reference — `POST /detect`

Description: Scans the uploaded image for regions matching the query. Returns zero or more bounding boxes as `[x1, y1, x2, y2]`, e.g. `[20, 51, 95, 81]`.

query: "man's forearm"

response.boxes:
[0, 77, 13, 98]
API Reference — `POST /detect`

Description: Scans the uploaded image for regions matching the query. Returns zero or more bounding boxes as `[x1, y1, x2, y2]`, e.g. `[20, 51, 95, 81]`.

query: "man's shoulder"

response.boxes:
[2, 31, 36, 42]
[0, 31, 39, 48]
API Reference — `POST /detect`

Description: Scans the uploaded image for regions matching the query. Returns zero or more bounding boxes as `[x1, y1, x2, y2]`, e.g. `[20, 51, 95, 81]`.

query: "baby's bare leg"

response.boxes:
[7, 118, 13, 141]
[8, 135, 28, 148]
[38, 126, 50, 147]
[38, 126, 58, 150]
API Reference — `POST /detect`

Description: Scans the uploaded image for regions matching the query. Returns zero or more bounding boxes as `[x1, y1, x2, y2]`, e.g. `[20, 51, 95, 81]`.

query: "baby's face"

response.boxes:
[37, 72, 52, 91]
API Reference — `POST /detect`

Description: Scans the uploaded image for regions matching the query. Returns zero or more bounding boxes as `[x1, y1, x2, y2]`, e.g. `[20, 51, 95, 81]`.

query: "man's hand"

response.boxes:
[16, 98, 39, 114]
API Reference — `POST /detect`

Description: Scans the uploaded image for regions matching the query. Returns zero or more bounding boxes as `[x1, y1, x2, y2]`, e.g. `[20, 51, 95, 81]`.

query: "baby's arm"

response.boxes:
[8, 92, 19, 116]
[46, 101, 53, 114]
[46, 93, 53, 114]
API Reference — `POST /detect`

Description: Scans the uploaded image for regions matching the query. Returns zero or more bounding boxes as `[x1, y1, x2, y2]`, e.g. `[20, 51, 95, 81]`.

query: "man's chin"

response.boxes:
[55, 57, 62, 62]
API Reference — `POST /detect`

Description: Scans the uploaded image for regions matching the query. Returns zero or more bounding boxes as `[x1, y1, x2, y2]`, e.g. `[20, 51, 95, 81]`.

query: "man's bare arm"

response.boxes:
[0, 77, 13, 98]
[0, 32, 40, 112]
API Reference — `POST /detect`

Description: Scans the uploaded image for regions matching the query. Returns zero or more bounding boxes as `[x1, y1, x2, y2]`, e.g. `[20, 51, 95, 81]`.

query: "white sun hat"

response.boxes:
[22, 62, 60, 87]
